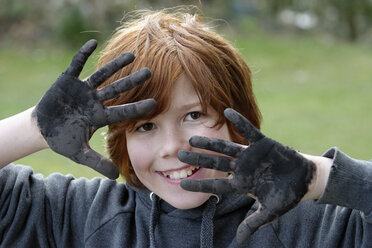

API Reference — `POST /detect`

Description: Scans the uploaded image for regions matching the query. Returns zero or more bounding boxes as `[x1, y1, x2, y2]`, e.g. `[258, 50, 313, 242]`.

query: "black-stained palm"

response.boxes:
[33, 39, 156, 179]
[178, 108, 315, 243]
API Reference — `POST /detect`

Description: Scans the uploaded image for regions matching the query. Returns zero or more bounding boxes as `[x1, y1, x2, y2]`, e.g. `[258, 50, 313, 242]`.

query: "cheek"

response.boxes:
[126, 136, 154, 172]
[196, 123, 231, 141]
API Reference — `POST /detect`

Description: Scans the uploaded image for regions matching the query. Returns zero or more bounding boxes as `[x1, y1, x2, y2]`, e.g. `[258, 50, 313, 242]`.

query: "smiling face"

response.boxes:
[100, 11, 262, 191]
[126, 75, 231, 209]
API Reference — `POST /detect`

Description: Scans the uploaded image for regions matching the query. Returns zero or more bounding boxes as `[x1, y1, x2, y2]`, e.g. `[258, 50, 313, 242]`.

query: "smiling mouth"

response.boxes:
[160, 166, 200, 180]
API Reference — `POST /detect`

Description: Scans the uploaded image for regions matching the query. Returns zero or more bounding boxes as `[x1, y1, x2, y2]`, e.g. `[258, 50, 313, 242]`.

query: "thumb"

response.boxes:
[72, 147, 119, 179]
[236, 207, 275, 243]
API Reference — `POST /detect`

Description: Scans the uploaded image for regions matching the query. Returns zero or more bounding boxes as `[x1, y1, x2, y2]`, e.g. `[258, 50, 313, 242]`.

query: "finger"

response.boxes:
[224, 108, 264, 143]
[181, 178, 234, 193]
[189, 136, 244, 157]
[236, 208, 275, 243]
[87, 52, 135, 88]
[65, 39, 97, 77]
[96, 68, 151, 102]
[104, 99, 156, 125]
[178, 150, 233, 172]
[72, 147, 119, 179]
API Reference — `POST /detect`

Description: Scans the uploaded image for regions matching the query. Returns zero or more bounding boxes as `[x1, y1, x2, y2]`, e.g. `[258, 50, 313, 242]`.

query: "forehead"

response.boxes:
[169, 74, 199, 104]
[152, 74, 202, 118]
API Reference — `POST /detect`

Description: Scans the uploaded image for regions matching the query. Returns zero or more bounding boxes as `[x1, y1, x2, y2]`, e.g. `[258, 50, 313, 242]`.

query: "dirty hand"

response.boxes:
[32, 39, 155, 179]
[178, 108, 315, 243]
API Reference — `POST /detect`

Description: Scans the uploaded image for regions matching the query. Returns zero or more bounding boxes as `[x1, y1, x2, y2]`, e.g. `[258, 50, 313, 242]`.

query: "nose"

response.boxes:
[159, 127, 191, 159]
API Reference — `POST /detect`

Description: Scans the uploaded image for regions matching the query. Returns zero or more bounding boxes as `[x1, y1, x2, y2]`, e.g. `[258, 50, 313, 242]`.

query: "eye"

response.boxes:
[185, 111, 203, 121]
[136, 122, 155, 132]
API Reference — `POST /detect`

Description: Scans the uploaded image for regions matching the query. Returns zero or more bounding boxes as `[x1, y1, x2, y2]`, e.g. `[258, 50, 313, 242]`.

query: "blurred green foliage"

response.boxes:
[56, 4, 99, 46]
[1, 0, 372, 48]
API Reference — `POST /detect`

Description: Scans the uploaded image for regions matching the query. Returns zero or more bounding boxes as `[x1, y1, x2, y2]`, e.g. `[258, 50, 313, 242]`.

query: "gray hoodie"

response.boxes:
[1, 147, 372, 247]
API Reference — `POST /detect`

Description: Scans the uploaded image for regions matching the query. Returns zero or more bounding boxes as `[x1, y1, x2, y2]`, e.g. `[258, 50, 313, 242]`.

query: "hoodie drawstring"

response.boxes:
[149, 192, 219, 248]
[200, 194, 219, 248]
[149, 192, 160, 248]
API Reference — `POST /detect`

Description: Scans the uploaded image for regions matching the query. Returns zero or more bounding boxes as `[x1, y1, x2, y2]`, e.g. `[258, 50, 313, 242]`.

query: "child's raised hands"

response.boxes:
[178, 108, 315, 243]
[32, 39, 155, 179]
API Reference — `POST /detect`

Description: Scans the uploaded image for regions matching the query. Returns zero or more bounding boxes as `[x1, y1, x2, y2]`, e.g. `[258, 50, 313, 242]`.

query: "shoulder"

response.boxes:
[0, 163, 138, 213]
[0, 164, 140, 246]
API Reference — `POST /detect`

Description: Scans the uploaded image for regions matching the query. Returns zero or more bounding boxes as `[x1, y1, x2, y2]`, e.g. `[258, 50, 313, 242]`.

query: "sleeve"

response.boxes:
[271, 147, 372, 247]
[0, 163, 129, 247]
[317, 147, 372, 221]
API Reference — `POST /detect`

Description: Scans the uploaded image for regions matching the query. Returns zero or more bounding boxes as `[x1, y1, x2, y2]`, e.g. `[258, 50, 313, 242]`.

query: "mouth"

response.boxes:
[157, 166, 201, 181]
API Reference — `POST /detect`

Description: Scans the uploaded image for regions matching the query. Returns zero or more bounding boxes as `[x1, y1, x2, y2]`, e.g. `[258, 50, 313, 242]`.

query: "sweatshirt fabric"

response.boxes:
[0, 147, 372, 247]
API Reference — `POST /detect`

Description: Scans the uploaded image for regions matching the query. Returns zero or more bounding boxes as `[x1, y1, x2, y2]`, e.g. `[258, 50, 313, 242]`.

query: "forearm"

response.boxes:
[0, 107, 48, 168]
[300, 153, 332, 200]
[316, 148, 372, 216]
[301, 147, 372, 217]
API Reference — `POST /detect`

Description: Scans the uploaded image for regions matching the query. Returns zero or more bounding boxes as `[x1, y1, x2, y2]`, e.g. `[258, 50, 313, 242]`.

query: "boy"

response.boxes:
[1, 9, 371, 247]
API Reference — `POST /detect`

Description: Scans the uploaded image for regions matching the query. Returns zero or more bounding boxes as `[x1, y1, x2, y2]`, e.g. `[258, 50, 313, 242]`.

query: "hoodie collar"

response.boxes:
[127, 184, 256, 248]
[149, 191, 220, 248]
[127, 183, 256, 219]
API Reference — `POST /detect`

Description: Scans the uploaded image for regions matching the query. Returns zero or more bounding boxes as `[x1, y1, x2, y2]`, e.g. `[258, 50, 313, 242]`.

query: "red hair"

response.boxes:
[97, 9, 261, 187]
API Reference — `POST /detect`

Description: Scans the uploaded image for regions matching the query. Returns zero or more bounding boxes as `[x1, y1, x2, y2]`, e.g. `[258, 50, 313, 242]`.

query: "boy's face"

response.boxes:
[126, 75, 231, 209]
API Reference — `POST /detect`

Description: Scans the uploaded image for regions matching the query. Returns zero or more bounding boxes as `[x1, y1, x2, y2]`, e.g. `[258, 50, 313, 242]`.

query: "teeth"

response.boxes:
[180, 170, 187, 178]
[173, 171, 180, 179]
[163, 166, 199, 180]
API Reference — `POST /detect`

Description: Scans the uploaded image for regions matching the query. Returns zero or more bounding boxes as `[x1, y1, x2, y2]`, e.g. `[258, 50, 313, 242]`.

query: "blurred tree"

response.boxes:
[1, 0, 372, 45]
[55, 4, 97, 47]
[326, 0, 363, 41]
[0, 0, 49, 44]
[315, 0, 372, 41]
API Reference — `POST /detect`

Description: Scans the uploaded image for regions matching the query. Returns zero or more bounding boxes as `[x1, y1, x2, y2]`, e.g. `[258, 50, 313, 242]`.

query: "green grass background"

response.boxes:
[1, 29, 371, 180]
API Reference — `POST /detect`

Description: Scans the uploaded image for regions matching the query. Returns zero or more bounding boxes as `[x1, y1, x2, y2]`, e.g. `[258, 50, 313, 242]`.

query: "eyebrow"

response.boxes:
[178, 102, 201, 111]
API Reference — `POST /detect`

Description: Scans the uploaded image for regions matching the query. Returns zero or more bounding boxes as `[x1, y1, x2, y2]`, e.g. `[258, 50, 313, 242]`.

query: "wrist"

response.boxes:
[0, 107, 48, 168]
[29, 106, 49, 150]
[300, 153, 332, 200]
